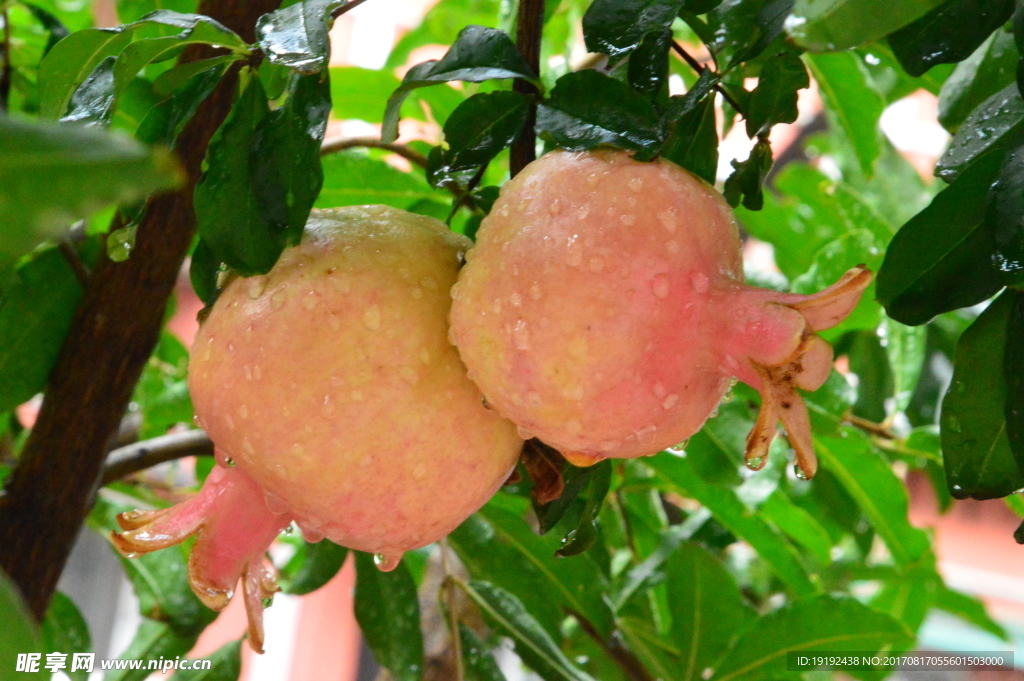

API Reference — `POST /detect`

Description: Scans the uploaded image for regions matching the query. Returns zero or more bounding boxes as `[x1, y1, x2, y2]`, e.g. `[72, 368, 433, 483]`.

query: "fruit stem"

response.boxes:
[510, 0, 545, 176]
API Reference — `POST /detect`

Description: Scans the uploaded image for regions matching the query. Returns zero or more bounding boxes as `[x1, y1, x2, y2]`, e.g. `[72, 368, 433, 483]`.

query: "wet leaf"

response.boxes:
[432, 91, 530, 187]
[942, 293, 1024, 500]
[354, 552, 424, 681]
[173, 639, 242, 680]
[939, 27, 1018, 133]
[382, 26, 537, 142]
[40, 592, 90, 680]
[787, 0, 947, 53]
[582, 0, 684, 61]
[459, 623, 508, 681]
[877, 149, 1004, 326]
[936, 83, 1024, 182]
[723, 138, 773, 210]
[280, 540, 348, 596]
[888, 0, 1013, 77]
[662, 91, 719, 184]
[745, 51, 809, 137]
[104, 620, 199, 681]
[316, 152, 437, 210]
[628, 27, 673, 101]
[705, 0, 794, 69]
[986, 140, 1024, 284]
[555, 461, 611, 557]
[256, 0, 344, 75]
[136, 57, 230, 147]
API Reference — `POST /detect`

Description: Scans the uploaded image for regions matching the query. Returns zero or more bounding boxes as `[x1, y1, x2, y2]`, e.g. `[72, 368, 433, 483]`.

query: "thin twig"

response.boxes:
[58, 241, 91, 287]
[330, 0, 371, 20]
[101, 429, 213, 486]
[569, 609, 654, 681]
[843, 414, 896, 440]
[671, 41, 746, 117]
[440, 542, 464, 681]
[510, 0, 545, 176]
[320, 135, 429, 168]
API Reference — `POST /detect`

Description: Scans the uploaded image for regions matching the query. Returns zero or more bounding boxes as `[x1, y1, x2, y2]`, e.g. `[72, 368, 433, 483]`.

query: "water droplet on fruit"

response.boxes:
[239, 404, 249, 419]
[794, 464, 809, 480]
[636, 425, 657, 444]
[264, 491, 289, 514]
[663, 394, 679, 410]
[588, 257, 604, 273]
[577, 205, 590, 219]
[652, 275, 670, 299]
[516, 199, 529, 212]
[321, 395, 336, 416]
[363, 305, 381, 330]
[481, 396, 492, 410]
[450, 282, 461, 300]
[498, 204, 510, 217]
[599, 439, 620, 452]
[283, 524, 294, 535]
[564, 385, 585, 401]
[526, 392, 542, 407]
[658, 209, 677, 233]
[529, 283, 542, 300]
[227, 342, 236, 355]
[421, 276, 438, 291]
[399, 367, 419, 384]
[690, 272, 710, 293]
[301, 293, 318, 310]
[652, 382, 666, 398]
[270, 291, 286, 310]
[517, 425, 535, 440]
[225, 457, 236, 467]
[290, 443, 305, 456]
[666, 240, 680, 254]
[549, 199, 562, 215]
[420, 348, 431, 364]
[620, 214, 636, 226]
[566, 236, 582, 267]
[510, 292, 522, 307]
[301, 526, 325, 543]
[373, 552, 402, 571]
[411, 287, 423, 299]
[746, 456, 764, 470]
[247, 279, 265, 299]
[351, 389, 364, 401]
[242, 438, 255, 455]
[513, 320, 531, 350]
[671, 439, 689, 453]
[586, 173, 600, 186]
[628, 177, 643, 192]
[253, 365, 262, 381]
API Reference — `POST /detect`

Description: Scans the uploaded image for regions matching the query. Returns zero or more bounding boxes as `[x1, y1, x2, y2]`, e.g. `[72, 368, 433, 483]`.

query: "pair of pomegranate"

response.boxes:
[112, 150, 869, 650]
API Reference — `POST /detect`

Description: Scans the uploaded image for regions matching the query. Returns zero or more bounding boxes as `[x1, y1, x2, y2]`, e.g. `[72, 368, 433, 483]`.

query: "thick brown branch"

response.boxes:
[509, 0, 544, 177]
[0, 0, 282, 621]
[321, 135, 429, 168]
[101, 430, 214, 486]
[671, 41, 746, 118]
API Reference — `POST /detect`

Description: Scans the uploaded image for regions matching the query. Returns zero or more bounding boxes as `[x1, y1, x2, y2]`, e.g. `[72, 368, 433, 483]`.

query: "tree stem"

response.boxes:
[320, 135, 428, 167]
[101, 430, 213, 486]
[0, 0, 283, 621]
[671, 41, 746, 117]
[509, 0, 544, 177]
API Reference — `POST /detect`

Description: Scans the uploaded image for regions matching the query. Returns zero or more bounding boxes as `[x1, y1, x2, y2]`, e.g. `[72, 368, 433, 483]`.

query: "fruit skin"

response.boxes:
[114, 206, 523, 651]
[449, 149, 870, 473]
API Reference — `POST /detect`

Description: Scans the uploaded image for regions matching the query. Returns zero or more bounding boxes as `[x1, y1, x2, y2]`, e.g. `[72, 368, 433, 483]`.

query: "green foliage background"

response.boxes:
[3, 0, 1024, 679]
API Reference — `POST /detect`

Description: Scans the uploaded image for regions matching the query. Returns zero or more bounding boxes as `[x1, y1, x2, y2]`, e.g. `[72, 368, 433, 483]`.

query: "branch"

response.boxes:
[330, 0, 371, 20]
[671, 41, 746, 118]
[570, 609, 654, 681]
[0, 0, 284, 621]
[510, 0, 545, 177]
[101, 429, 214, 486]
[321, 135, 429, 168]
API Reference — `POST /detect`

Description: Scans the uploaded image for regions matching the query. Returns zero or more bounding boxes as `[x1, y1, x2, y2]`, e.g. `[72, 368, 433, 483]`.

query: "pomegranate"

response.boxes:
[449, 149, 870, 477]
[113, 206, 522, 652]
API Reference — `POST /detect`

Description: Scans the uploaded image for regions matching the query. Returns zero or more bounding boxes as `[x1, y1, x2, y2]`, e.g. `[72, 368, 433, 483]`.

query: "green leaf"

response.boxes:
[354, 552, 424, 681]
[104, 620, 200, 681]
[628, 27, 673, 100]
[555, 460, 612, 557]
[118, 543, 218, 633]
[939, 27, 1018, 133]
[194, 77, 283, 276]
[705, 0, 794, 69]
[459, 623, 508, 681]
[62, 55, 117, 124]
[382, 26, 538, 143]
[942, 292, 1024, 499]
[723, 138, 773, 210]
[252, 72, 331, 249]
[41, 592, 91, 680]
[116, 0, 199, 24]
[21, 2, 71, 56]
[815, 432, 932, 567]
[936, 83, 1024, 182]
[37, 27, 134, 119]
[433, 91, 530, 185]
[883, 317, 928, 414]
[869, 562, 937, 638]
[805, 52, 885, 175]
[664, 542, 756, 681]
[457, 580, 597, 681]
[537, 70, 663, 153]
[1005, 290, 1024, 472]
[649, 453, 818, 595]
[316, 152, 438, 209]
[173, 639, 242, 680]
[133, 331, 193, 438]
[137, 58, 231, 147]
[280, 540, 349, 596]
[0, 569, 41, 679]
[256, 0, 343, 75]
[0, 246, 83, 414]
[680, 401, 749, 487]
[709, 595, 913, 681]
[876, 149, 1004, 326]
[0, 116, 181, 272]
[582, 0, 684, 61]
[189, 238, 221, 303]
[787, 0, 947, 53]
[934, 585, 1009, 640]
[889, 0, 1013, 78]
[987, 140, 1024, 282]
[758, 492, 833, 563]
[746, 52, 809, 137]
[662, 91, 719, 184]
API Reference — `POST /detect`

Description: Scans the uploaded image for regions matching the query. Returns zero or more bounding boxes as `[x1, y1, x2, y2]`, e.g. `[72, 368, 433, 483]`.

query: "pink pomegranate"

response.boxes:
[113, 206, 522, 652]
[449, 149, 870, 478]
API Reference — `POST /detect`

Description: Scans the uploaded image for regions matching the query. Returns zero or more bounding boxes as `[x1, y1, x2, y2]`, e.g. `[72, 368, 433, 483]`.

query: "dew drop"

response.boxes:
[363, 305, 381, 330]
[290, 443, 305, 456]
[253, 365, 262, 381]
[652, 275, 670, 299]
[239, 404, 249, 419]
[481, 395, 492, 410]
[270, 291, 286, 310]
[328, 316, 341, 331]
[658, 209, 677, 233]
[620, 214, 637, 226]
[529, 283, 543, 300]
[264, 491, 289, 514]
[746, 455, 765, 470]
[247, 279, 265, 299]
[225, 457, 236, 467]
[628, 177, 643, 192]
[301, 526, 325, 543]
[411, 287, 423, 299]
[564, 385, 585, 401]
[663, 394, 679, 410]
[794, 463, 809, 480]
[301, 293, 318, 310]
[549, 199, 563, 215]
[513, 320, 531, 350]
[526, 391, 543, 407]
[586, 173, 600, 187]
[498, 205, 510, 217]
[566, 236, 582, 267]
[671, 439, 689, 453]
[373, 552, 402, 572]
[652, 382, 667, 398]
[492, 298, 503, 314]
[420, 348, 431, 364]
[517, 425, 535, 440]
[510, 292, 523, 307]
[351, 389, 364, 401]
[321, 395, 336, 416]
[691, 272, 710, 293]
[599, 439, 620, 452]
[588, 257, 605, 273]
[636, 424, 658, 445]
[399, 367, 419, 384]
[577, 205, 590, 220]
[227, 342, 236, 354]
[666, 240, 680, 254]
